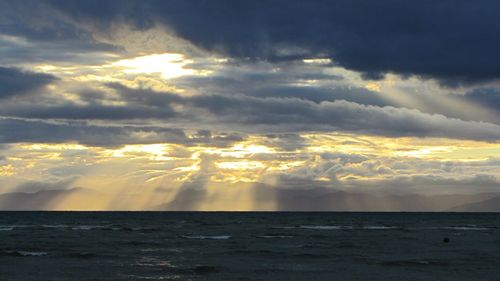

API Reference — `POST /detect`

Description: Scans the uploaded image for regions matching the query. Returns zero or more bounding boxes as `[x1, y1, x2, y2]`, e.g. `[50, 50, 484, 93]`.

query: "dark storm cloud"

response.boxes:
[47, 0, 500, 85]
[0, 67, 56, 99]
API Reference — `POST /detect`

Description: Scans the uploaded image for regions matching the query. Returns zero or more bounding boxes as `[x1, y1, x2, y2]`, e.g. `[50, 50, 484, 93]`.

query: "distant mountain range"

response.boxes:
[0, 188, 102, 211]
[0, 186, 499, 211]
[151, 184, 500, 212]
[449, 196, 500, 212]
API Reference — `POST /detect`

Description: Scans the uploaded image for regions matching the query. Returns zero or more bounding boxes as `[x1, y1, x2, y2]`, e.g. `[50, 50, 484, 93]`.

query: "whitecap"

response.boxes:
[16, 251, 48, 256]
[0, 227, 13, 231]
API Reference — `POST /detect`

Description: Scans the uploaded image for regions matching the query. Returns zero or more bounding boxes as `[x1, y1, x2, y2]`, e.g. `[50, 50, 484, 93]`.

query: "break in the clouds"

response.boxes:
[0, 0, 499, 210]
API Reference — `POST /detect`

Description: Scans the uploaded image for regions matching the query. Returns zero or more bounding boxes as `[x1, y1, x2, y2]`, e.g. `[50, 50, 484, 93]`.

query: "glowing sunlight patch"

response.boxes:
[112, 53, 196, 79]
[216, 161, 265, 170]
[20, 144, 89, 151]
[302, 58, 332, 64]
[231, 144, 274, 155]
[108, 144, 172, 161]
[365, 82, 381, 92]
[396, 147, 453, 158]
[0, 165, 15, 176]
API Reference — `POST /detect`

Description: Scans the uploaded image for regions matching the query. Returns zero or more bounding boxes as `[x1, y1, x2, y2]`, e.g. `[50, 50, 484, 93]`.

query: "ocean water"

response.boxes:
[0, 212, 499, 281]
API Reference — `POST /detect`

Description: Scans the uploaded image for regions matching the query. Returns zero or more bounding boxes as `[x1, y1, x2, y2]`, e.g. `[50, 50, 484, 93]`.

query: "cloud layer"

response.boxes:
[47, 0, 500, 85]
[0, 1, 499, 210]
[0, 67, 56, 99]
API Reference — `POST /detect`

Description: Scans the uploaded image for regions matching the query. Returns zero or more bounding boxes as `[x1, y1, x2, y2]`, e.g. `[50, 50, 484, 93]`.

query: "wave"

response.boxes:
[40, 224, 113, 230]
[0, 224, 29, 230]
[71, 225, 96, 230]
[277, 225, 401, 230]
[3, 250, 48, 257]
[256, 235, 294, 239]
[362, 226, 399, 230]
[64, 252, 98, 259]
[17, 251, 48, 257]
[42, 224, 70, 229]
[0, 224, 118, 231]
[135, 257, 175, 267]
[299, 225, 349, 230]
[441, 226, 490, 231]
[272, 226, 297, 229]
[180, 235, 231, 240]
[407, 226, 494, 231]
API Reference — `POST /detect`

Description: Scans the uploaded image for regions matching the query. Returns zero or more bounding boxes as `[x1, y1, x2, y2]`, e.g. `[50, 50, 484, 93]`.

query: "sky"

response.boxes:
[0, 0, 499, 210]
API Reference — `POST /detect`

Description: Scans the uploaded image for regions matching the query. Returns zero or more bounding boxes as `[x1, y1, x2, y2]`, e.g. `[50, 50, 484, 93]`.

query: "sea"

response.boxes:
[0, 212, 499, 281]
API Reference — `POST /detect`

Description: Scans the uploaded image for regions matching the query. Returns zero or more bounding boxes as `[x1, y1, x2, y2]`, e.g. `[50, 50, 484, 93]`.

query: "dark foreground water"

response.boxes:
[1, 212, 500, 281]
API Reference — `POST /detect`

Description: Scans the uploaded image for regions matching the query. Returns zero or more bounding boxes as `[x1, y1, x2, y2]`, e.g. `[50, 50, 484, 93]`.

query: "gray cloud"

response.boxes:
[0, 83, 180, 120]
[2, 83, 500, 142]
[3, 103, 176, 120]
[187, 92, 500, 141]
[0, 1, 119, 65]
[14, 177, 77, 193]
[0, 67, 56, 99]
[0, 118, 184, 146]
[174, 60, 498, 123]
[0, 118, 243, 147]
[463, 88, 500, 112]
[174, 72, 388, 107]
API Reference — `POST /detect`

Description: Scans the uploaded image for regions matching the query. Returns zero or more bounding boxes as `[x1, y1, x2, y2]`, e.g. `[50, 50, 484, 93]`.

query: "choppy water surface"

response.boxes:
[1, 212, 499, 280]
